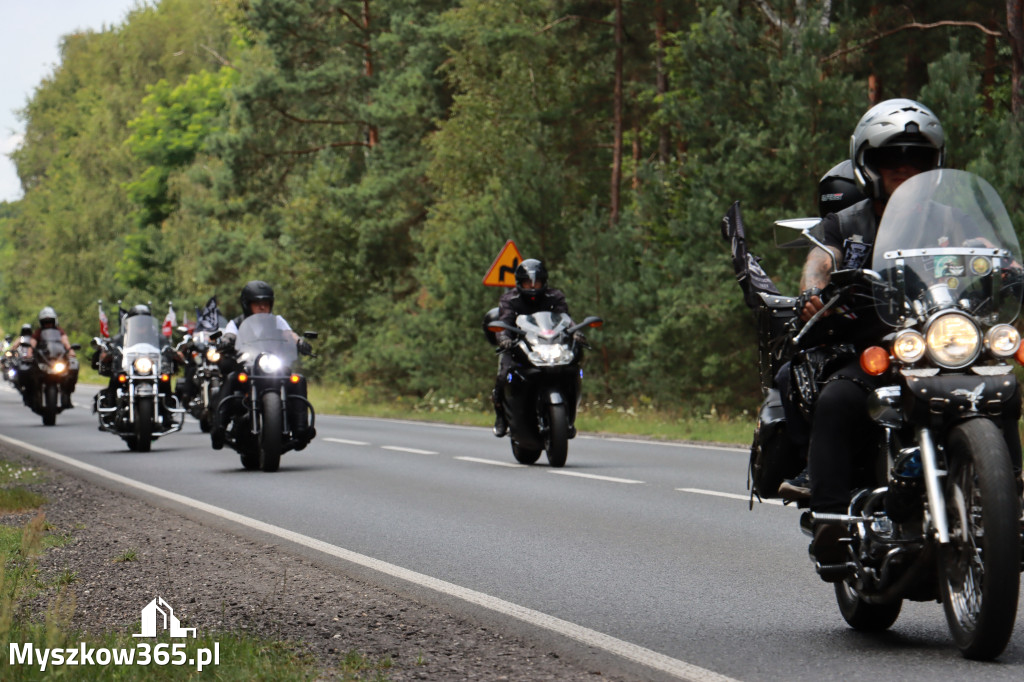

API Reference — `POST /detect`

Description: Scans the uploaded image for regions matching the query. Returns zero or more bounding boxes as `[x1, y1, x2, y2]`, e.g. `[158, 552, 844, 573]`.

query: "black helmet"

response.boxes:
[20, 324, 32, 336]
[514, 259, 547, 301]
[126, 304, 151, 318]
[818, 160, 866, 218]
[240, 280, 274, 317]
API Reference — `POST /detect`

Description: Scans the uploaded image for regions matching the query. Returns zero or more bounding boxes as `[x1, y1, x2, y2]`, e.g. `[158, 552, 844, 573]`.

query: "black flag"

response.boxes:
[721, 201, 780, 310]
[195, 296, 222, 332]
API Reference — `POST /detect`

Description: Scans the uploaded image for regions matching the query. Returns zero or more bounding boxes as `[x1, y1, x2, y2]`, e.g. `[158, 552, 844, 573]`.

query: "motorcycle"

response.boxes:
[174, 329, 223, 432]
[484, 310, 603, 467]
[93, 313, 186, 451]
[731, 169, 1024, 660]
[6, 333, 33, 396]
[27, 328, 80, 426]
[211, 313, 317, 472]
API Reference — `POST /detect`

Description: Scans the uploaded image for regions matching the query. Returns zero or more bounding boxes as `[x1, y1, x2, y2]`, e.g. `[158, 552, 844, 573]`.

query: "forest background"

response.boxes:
[2, 0, 1023, 419]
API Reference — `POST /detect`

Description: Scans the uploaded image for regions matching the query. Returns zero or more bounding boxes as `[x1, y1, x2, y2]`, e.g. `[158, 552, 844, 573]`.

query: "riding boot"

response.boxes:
[492, 388, 507, 437]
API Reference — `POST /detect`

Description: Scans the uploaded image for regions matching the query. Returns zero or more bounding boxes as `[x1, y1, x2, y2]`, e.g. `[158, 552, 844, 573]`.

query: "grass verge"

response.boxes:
[0, 459, 388, 680]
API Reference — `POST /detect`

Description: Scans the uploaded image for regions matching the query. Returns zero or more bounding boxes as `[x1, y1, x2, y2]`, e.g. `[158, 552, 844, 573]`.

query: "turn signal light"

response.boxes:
[860, 346, 890, 376]
[238, 373, 249, 383]
[117, 373, 128, 384]
[1016, 343, 1024, 366]
[290, 374, 301, 384]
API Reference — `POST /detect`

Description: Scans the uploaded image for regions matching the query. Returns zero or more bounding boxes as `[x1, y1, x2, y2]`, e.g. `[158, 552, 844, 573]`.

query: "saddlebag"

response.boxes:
[749, 388, 803, 500]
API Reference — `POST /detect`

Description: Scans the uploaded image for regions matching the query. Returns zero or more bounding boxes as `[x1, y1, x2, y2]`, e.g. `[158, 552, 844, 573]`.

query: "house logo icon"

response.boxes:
[133, 597, 197, 638]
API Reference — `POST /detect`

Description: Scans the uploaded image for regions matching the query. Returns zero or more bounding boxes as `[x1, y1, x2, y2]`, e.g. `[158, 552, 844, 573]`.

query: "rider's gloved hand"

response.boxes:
[795, 287, 824, 322]
[498, 336, 516, 351]
[572, 332, 587, 346]
[218, 334, 236, 352]
[297, 339, 313, 356]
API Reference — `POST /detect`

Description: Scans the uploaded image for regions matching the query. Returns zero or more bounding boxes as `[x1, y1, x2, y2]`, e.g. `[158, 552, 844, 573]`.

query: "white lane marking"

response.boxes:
[1, 434, 738, 682]
[600, 437, 746, 453]
[677, 487, 785, 507]
[455, 456, 527, 468]
[381, 446, 438, 455]
[324, 438, 370, 446]
[549, 470, 644, 485]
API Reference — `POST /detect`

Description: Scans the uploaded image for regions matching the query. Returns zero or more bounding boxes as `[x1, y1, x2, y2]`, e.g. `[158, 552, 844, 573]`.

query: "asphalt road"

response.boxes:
[1, 383, 1023, 681]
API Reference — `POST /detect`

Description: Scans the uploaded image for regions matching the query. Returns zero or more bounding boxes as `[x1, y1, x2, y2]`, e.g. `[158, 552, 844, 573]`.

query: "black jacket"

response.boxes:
[496, 288, 570, 341]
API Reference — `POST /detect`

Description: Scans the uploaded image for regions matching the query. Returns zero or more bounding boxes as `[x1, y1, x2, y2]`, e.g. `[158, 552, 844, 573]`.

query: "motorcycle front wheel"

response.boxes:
[129, 397, 154, 452]
[511, 441, 542, 465]
[544, 402, 569, 468]
[259, 391, 283, 472]
[939, 419, 1020, 660]
[42, 384, 58, 426]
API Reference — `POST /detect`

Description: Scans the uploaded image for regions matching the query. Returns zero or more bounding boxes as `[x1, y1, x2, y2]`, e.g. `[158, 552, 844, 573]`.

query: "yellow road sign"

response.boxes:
[482, 240, 523, 287]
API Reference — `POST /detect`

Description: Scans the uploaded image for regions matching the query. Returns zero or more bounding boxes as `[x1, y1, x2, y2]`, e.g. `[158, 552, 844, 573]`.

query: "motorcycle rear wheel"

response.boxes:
[835, 581, 902, 631]
[42, 384, 58, 426]
[939, 419, 1020, 660]
[131, 398, 154, 452]
[544, 402, 569, 468]
[511, 442, 542, 465]
[259, 392, 283, 472]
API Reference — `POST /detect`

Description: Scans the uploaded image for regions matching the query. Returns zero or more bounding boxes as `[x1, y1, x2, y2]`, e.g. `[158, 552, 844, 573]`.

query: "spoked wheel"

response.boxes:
[259, 392, 283, 472]
[939, 419, 1020, 660]
[42, 384, 58, 426]
[132, 397, 154, 452]
[835, 580, 902, 631]
[543, 402, 569, 468]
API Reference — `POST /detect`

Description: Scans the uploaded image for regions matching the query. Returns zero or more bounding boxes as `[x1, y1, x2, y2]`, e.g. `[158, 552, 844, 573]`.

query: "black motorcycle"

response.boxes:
[212, 314, 317, 472]
[93, 314, 186, 451]
[174, 329, 223, 433]
[730, 170, 1023, 660]
[27, 328, 80, 426]
[7, 333, 34, 400]
[484, 310, 603, 467]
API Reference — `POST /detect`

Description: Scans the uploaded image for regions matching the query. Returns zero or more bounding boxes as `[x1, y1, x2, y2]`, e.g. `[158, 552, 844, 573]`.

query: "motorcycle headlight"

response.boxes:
[52, 361, 67, 374]
[985, 324, 1021, 358]
[206, 347, 221, 363]
[892, 330, 926, 364]
[133, 357, 155, 375]
[925, 312, 981, 369]
[258, 354, 283, 373]
[525, 344, 574, 366]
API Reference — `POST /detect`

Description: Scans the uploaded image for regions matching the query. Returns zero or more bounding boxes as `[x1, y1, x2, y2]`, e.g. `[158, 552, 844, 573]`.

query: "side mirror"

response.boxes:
[486, 321, 522, 336]
[303, 331, 318, 339]
[210, 330, 223, 341]
[568, 317, 603, 335]
[70, 343, 82, 351]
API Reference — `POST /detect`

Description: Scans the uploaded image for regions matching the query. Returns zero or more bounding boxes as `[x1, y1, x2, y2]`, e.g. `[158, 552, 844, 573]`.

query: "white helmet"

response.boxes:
[849, 99, 944, 199]
[38, 306, 58, 327]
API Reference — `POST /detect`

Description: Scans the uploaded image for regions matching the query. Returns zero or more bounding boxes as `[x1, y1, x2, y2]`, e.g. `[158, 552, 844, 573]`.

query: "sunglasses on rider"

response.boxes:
[869, 145, 938, 171]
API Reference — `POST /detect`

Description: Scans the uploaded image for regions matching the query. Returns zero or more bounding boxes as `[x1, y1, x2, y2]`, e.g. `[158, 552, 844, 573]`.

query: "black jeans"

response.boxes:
[809, 359, 1024, 513]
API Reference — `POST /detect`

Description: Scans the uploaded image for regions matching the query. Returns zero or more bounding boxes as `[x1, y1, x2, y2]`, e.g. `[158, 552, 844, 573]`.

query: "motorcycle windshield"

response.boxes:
[515, 312, 572, 344]
[871, 170, 1024, 327]
[123, 316, 163, 348]
[235, 314, 297, 364]
[38, 328, 65, 357]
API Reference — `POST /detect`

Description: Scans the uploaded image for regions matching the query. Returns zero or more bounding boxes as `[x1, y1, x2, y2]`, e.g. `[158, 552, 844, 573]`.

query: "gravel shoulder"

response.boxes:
[2, 442, 644, 681]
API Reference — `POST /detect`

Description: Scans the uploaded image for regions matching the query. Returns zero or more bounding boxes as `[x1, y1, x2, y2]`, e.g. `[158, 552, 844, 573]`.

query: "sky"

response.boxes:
[0, 0, 145, 202]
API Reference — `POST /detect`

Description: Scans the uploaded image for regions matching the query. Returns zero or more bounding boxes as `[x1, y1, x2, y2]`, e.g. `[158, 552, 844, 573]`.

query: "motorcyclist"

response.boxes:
[491, 259, 574, 437]
[793, 99, 1020, 571]
[775, 160, 866, 501]
[28, 307, 78, 409]
[12, 324, 34, 403]
[210, 280, 314, 450]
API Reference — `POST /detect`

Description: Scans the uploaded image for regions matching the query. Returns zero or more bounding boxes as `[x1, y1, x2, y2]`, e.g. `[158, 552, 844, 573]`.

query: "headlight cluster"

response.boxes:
[891, 313, 1018, 370]
[133, 356, 156, 375]
[525, 344, 574, 367]
[257, 354, 283, 373]
[205, 347, 221, 363]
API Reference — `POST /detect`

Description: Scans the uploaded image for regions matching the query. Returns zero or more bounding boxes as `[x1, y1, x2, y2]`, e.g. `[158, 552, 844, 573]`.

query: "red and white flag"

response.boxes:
[162, 302, 177, 337]
[98, 302, 110, 338]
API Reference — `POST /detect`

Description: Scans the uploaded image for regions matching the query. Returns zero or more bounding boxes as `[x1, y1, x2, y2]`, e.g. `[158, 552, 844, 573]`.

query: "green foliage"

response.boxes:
[2, 0, 1019, 414]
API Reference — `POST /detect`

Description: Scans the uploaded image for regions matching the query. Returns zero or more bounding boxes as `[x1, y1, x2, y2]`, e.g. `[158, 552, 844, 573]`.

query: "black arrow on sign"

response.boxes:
[498, 257, 520, 283]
